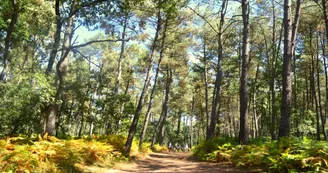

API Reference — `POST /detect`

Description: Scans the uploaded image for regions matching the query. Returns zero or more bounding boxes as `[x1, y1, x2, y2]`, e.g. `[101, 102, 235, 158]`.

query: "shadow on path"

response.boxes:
[105, 152, 258, 173]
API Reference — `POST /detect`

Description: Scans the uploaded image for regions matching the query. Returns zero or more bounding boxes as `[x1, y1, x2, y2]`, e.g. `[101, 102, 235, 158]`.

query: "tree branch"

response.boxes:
[69, 0, 108, 18]
[187, 6, 218, 33]
[70, 38, 130, 49]
[75, 49, 101, 68]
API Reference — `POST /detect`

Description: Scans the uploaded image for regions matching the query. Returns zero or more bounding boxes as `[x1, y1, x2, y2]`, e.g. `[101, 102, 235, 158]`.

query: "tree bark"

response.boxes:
[176, 109, 182, 138]
[114, 14, 128, 94]
[124, 6, 161, 153]
[190, 96, 195, 148]
[207, 0, 227, 140]
[139, 18, 168, 148]
[312, 39, 320, 141]
[45, 1, 76, 135]
[46, 0, 62, 75]
[278, 0, 299, 138]
[279, 0, 292, 137]
[239, 0, 250, 144]
[252, 64, 260, 138]
[317, 34, 327, 140]
[321, 33, 328, 141]
[158, 68, 172, 146]
[203, 37, 210, 136]
[0, 0, 18, 81]
[321, 0, 328, 140]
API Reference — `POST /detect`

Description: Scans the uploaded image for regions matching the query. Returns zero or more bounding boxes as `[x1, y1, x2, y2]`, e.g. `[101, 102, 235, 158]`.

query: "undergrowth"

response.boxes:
[192, 137, 328, 172]
[0, 134, 151, 172]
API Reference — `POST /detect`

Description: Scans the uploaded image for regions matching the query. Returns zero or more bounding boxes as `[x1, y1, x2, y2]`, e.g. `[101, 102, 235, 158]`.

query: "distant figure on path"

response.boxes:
[168, 142, 172, 152]
[184, 143, 189, 152]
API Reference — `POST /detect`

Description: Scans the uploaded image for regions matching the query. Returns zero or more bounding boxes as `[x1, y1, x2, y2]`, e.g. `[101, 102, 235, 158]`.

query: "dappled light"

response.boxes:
[1, 0, 328, 172]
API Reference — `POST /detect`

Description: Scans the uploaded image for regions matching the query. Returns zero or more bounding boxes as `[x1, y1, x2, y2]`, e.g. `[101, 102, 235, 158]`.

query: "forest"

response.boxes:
[2, 0, 328, 172]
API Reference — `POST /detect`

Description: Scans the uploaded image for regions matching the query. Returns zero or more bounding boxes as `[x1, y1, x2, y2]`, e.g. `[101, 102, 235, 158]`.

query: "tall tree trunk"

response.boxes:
[124, 6, 161, 154]
[306, 68, 310, 111]
[309, 31, 320, 141]
[203, 37, 210, 136]
[239, 0, 250, 144]
[67, 97, 75, 134]
[207, 0, 227, 140]
[278, 0, 301, 138]
[321, 0, 328, 140]
[46, 0, 62, 75]
[271, 22, 284, 140]
[114, 15, 128, 94]
[139, 18, 168, 148]
[45, 2, 76, 135]
[313, 51, 320, 141]
[228, 96, 233, 137]
[158, 68, 172, 146]
[190, 96, 195, 149]
[176, 109, 182, 138]
[321, 34, 328, 140]
[270, 0, 276, 140]
[317, 34, 327, 140]
[252, 64, 260, 138]
[0, 0, 18, 81]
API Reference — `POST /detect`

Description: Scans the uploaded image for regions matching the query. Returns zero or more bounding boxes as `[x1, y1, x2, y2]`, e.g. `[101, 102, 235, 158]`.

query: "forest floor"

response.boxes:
[86, 152, 257, 173]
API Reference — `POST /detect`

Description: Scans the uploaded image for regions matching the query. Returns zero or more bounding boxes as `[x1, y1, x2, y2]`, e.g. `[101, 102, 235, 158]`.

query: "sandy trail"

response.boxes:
[104, 152, 251, 173]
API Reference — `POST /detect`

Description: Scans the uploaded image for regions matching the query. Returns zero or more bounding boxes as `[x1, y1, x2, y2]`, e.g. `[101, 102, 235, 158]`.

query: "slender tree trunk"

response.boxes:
[309, 31, 321, 141]
[278, 0, 301, 138]
[321, 0, 328, 140]
[67, 97, 75, 134]
[317, 34, 327, 140]
[0, 0, 18, 81]
[239, 0, 250, 144]
[139, 18, 168, 148]
[176, 109, 182, 138]
[321, 34, 328, 140]
[45, 5, 76, 135]
[207, 0, 227, 140]
[306, 68, 310, 111]
[190, 96, 195, 149]
[78, 111, 85, 137]
[114, 15, 128, 94]
[313, 53, 321, 141]
[203, 37, 210, 136]
[46, 0, 62, 75]
[252, 64, 260, 138]
[158, 69, 172, 146]
[125, 6, 161, 154]
[270, 0, 276, 139]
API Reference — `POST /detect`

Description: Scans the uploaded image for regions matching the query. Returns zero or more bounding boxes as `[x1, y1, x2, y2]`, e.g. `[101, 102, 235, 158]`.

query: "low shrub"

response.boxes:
[139, 142, 152, 154]
[192, 137, 328, 172]
[152, 144, 169, 152]
[0, 135, 152, 172]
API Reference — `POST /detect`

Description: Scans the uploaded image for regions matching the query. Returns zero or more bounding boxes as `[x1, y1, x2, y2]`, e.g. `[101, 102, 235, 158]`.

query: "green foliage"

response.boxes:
[0, 72, 55, 136]
[152, 144, 169, 153]
[193, 137, 328, 172]
[139, 142, 152, 154]
[192, 137, 238, 161]
[104, 134, 126, 152]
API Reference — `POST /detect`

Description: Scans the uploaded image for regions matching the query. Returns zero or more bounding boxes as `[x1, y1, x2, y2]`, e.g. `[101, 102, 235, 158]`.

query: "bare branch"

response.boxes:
[75, 49, 101, 68]
[70, 38, 130, 49]
[187, 6, 218, 33]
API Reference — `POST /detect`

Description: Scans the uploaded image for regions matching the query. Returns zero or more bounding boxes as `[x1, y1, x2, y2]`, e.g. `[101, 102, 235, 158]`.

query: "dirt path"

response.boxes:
[104, 152, 250, 173]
